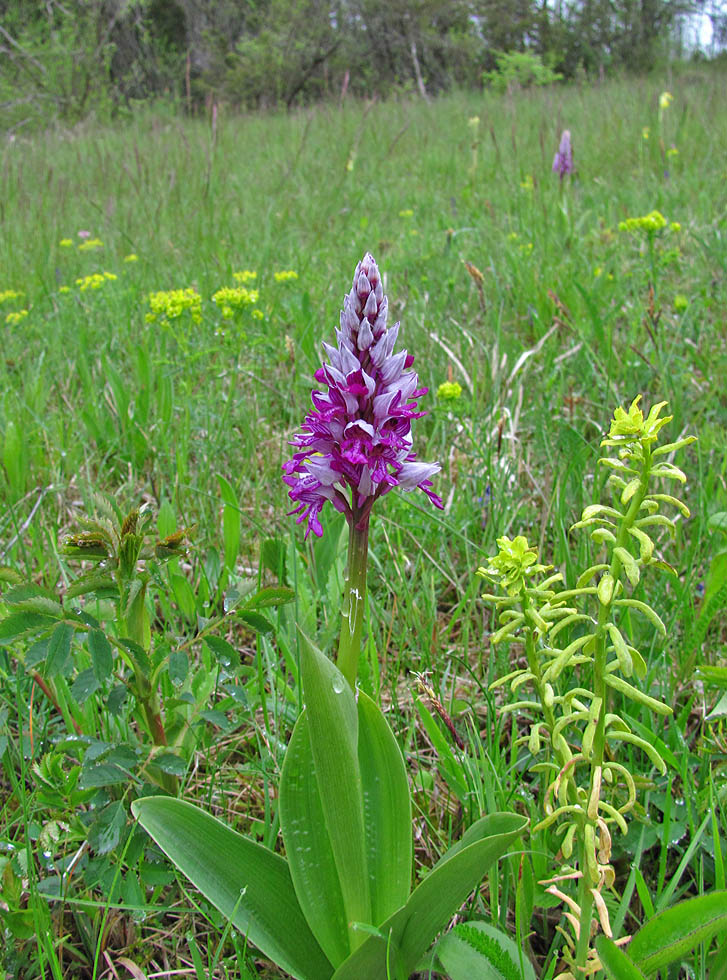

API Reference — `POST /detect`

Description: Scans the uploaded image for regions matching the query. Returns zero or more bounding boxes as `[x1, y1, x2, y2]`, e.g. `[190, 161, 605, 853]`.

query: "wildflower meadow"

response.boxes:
[2, 66, 727, 979]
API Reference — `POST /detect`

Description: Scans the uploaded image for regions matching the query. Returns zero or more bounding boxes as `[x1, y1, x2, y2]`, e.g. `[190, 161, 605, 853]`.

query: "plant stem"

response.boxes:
[337, 512, 369, 689]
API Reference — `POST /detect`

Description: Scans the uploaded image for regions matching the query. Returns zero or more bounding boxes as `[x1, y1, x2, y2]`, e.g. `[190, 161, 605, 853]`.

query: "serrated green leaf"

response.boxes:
[239, 610, 275, 634]
[628, 891, 727, 973]
[88, 800, 127, 855]
[204, 634, 238, 667]
[65, 569, 117, 600]
[436, 920, 537, 980]
[45, 622, 74, 676]
[0, 611, 55, 643]
[79, 762, 130, 788]
[243, 586, 296, 610]
[133, 797, 333, 980]
[88, 629, 113, 683]
[3, 584, 58, 608]
[168, 650, 188, 687]
[154, 751, 186, 776]
[70, 668, 100, 704]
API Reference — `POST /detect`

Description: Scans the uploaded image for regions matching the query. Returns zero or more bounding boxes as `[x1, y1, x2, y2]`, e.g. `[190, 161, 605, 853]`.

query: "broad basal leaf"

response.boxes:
[133, 796, 333, 980]
[298, 631, 371, 949]
[332, 812, 528, 979]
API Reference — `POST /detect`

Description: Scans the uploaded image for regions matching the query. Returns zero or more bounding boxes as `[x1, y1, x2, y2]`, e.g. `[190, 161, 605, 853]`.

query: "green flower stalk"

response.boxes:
[482, 397, 694, 976]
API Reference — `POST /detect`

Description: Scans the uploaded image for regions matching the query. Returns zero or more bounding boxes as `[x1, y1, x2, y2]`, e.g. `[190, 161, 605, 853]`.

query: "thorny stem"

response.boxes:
[337, 511, 369, 690]
[575, 445, 651, 970]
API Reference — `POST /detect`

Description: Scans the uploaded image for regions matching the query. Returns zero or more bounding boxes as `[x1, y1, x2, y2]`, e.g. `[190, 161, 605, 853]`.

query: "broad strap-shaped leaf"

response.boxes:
[297, 631, 371, 949]
[358, 690, 412, 925]
[627, 890, 727, 974]
[280, 711, 350, 967]
[435, 920, 537, 980]
[332, 813, 528, 980]
[595, 936, 647, 980]
[280, 690, 412, 966]
[132, 796, 333, 980]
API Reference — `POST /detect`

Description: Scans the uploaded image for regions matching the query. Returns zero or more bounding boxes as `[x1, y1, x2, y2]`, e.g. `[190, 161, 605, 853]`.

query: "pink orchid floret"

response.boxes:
[283, 253, 443, 537]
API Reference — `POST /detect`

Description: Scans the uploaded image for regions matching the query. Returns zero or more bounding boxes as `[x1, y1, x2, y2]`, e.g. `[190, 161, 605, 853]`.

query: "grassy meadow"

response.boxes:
[2, 65, 727, 978]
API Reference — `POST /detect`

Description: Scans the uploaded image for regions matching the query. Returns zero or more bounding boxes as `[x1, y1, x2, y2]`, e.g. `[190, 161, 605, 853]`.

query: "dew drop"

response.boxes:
[332, 676, 345, 695]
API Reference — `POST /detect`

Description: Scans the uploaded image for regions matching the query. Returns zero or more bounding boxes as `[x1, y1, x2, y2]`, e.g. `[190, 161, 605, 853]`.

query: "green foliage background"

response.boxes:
[1, 0, 725, 129]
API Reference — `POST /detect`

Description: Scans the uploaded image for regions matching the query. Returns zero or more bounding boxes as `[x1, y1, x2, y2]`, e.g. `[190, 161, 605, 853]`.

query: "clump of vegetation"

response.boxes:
[482, 51, 563, 92]
[1, 66, 727, 978]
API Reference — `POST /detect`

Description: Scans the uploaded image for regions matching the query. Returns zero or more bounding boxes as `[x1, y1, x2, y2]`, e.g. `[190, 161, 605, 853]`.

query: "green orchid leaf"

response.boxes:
[132, 796, 333, 980]
[280, 691, 411, 966]
[297, 630, 371, 949]
[331, 812, 528, 980]
[595, 936, 647, 979]
[436, 920, 537, 980]
[280, 711, 350, 967]
[627, 890, 727, 974]
[357, 690, 412, 925]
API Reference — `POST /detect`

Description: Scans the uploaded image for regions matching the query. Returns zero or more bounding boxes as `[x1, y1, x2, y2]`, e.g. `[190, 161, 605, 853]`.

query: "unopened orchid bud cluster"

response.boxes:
[480, 397, 694, 976]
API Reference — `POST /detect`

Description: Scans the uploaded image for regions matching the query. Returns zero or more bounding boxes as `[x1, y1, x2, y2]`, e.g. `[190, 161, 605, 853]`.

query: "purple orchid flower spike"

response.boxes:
[552, 129, 574, 180]
[283, 253, 443, 539]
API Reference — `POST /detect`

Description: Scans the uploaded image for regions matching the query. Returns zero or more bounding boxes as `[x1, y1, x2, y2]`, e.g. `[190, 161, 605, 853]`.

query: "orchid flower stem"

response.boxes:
[338, 515, 369, 690]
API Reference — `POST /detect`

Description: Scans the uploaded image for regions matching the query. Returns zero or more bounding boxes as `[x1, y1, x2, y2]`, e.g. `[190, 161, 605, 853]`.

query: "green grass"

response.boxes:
[2, 65, 727, 977]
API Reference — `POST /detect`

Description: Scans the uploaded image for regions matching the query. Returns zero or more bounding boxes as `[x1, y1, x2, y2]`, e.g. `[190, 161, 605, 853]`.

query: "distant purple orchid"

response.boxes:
[283, 253, 443, 538]
[552, 129, 574, 180]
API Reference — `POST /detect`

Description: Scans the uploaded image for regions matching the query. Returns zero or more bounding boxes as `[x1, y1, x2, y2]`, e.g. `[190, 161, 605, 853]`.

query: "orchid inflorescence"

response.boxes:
[552, 129, 574, 180]
[283, 252, 443, 538]
[480, 397, 694, 976]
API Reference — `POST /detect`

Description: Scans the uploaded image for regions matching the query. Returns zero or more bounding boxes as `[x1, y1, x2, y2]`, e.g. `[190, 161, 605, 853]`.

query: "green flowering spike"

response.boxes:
[478, 535, 551, 597]
[603, 395, 671, 446]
